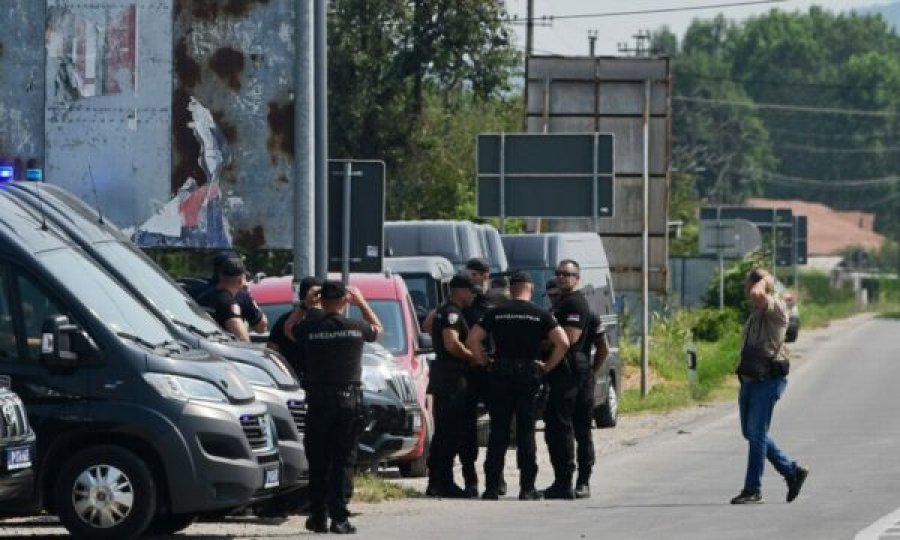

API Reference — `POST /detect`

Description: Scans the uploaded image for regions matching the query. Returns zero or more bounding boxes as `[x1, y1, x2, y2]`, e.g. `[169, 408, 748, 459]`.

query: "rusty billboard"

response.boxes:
[0, 0, 301, 250]
[526, 56, 671, 293]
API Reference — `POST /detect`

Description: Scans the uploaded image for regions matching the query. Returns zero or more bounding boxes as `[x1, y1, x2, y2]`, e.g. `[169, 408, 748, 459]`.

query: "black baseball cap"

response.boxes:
[219, 256, 245, 277]
[465, 258, 490, 273]
[509, 271, 533, 285]
[449, 274, 478, 291]
[320, 280, 348, 300]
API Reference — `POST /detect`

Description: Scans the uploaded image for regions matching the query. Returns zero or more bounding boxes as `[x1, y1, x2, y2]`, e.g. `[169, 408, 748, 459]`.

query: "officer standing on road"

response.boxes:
[267, 276, 324, 387]
[426, 274, 481, 498]
[194, 251, 268, 335]
[543, 260, 594, 500]
[467, 271, 569, 501]
[458, 257, 501, 497]
[196, 254, 263, 342]
[294, 281, 383, 534]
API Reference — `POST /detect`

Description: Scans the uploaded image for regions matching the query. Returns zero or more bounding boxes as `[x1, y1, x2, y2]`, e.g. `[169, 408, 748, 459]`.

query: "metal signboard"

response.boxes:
[526, 56, 671, 293]
[795, 216, 808, 266]
[698, 219, 762, 258]
[700, 206, 795, 266]
[476, 133, 614, 219]
[327, 160, 385, 275]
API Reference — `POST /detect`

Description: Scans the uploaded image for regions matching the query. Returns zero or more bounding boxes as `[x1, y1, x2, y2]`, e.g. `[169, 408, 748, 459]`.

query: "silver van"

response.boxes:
[384, 221, 489, 272]
[383, 256, 455, 321]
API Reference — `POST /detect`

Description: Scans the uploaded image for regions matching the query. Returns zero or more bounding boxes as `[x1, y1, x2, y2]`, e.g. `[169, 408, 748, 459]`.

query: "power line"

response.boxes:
[778, 143, 900, 155]
[674, 95, 900, 118]
[674, 71, 887, 92]
[511, 0, 790, 22]
[755, 171, 900, 188]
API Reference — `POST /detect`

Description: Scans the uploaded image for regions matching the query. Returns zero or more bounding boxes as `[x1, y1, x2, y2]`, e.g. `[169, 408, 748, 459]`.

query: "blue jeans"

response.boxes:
[739, 377, 797, 492]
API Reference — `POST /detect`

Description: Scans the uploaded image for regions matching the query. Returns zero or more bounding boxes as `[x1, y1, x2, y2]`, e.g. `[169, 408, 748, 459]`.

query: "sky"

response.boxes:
[505, 0, 897, 56]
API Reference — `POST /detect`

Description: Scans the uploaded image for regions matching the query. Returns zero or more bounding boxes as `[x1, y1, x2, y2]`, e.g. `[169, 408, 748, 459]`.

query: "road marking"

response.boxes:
[855, 507, 900, 540]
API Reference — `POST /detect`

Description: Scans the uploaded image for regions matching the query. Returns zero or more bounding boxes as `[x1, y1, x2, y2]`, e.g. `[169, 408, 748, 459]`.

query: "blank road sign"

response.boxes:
[327, 160, 386, 273]
[477, 133, 614, 218]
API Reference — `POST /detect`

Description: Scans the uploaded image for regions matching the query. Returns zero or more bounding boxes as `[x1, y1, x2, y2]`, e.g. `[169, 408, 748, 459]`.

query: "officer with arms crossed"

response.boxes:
[267, 276, 324, 387]
[426, 274, 481, 498]
[543, 259, 594, 500]
[197, 254, 265, 342]
[467, 271, 569, 501]
[294, 281, 383, 534]
[194, 251, 268, 335]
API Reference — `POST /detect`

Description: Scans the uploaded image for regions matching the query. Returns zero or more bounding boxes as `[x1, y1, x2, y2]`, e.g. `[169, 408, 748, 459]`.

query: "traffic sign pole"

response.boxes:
[499, 132, 507, 233]
[641, 78, 650, 398]
[342, 162, 352, 285]
[718, 206, 724, 309]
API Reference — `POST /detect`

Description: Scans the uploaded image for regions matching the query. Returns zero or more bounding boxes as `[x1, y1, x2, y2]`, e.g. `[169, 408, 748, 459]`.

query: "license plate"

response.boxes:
[263, 466, 280, 489]
[6, 446, 31, 471]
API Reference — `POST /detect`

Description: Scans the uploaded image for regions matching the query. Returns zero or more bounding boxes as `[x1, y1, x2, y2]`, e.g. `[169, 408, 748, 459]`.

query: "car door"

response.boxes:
[0, 263, 90, 448]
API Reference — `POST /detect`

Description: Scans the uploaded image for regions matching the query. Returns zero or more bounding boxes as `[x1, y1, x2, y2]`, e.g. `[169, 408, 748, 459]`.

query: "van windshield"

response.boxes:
[93, 241, 222, 336]
[36, 248, 175, 346]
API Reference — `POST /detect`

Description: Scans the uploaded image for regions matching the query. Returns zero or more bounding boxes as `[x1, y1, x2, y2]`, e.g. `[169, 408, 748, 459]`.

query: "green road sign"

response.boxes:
[476, 133, 614, 218]
[328, 160, 385, 274]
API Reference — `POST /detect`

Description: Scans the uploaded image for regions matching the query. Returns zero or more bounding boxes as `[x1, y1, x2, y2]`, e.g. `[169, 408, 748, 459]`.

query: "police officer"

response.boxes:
[573, 306, 609, 498]
[194, 251, 268, 335]
[267, 276, 324, 387]
[196, 254, 262, 341]
[457, 257, 500, 497]
[542, 259, 594, 500]
[294, 281, 383, 534]
[426, 274, 480, 498]
[466, 271, 569, 500]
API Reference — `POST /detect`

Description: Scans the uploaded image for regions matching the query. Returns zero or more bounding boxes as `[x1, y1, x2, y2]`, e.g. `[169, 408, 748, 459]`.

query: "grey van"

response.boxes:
[501, 232, 621, 428]
[383, 256, 455, 321]
[384, 221, 488, 272]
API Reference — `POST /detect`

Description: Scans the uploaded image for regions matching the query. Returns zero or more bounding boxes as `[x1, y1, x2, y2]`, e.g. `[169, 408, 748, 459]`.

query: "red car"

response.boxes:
[250, 273, 433, 477]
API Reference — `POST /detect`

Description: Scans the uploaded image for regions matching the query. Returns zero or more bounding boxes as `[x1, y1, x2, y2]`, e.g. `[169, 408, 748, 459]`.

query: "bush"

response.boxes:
[689, 308, 742, 342]
[703, 250, 770, 318]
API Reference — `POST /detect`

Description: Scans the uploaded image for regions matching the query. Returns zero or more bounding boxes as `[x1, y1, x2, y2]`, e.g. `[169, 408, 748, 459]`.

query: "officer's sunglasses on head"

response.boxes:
[555, 271, 579, 278]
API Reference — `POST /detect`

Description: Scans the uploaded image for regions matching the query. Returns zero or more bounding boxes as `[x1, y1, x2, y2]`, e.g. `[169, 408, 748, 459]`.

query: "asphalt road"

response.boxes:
[2, 313, 898, 539]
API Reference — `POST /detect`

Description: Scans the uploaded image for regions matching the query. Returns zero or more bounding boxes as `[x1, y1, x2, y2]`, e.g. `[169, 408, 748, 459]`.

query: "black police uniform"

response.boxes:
[294, 311, 377, 525]
[479, 299, 559, 495]
[427, 300, 471, 494]
[269, 306, 325, 387]
[544, 289, 593, 493]
[193, 279, 265, 329]
[458, 290, 495, 490]
[196, 287, 243, 331]
[572, 312, 605, 487]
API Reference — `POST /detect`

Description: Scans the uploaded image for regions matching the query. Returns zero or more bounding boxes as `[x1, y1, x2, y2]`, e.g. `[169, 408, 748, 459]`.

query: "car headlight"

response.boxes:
[264, 350, 299, 382]
[232, 362, 278, 388]
[362, 363, 391, 393]
[144, 373, 229, 403]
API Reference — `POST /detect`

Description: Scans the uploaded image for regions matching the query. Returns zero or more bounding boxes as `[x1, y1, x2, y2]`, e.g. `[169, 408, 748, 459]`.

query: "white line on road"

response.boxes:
[855, 506, 900, 540]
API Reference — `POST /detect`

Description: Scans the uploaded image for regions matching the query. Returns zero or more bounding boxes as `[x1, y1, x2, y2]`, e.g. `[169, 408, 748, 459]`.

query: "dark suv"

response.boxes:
[0, 380, 35, 509]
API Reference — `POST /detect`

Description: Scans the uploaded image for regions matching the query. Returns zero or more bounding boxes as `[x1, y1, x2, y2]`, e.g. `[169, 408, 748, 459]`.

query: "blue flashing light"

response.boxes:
[25, 168, 43, 181]
[0, 166, 14, 182]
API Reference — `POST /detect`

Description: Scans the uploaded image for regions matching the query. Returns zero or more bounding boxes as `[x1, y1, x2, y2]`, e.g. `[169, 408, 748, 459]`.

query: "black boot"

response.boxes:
[462, 465, 479, 498]
[305, 511, 328, 533]
[330, 519, 357, 534]
[574, 472, 591, 499]
[542, 482, 575, 500]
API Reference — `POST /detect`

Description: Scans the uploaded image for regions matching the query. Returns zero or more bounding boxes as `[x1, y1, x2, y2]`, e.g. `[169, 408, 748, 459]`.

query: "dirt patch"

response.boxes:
[621, 364, 664, 391]
[266, 100, 295, 162]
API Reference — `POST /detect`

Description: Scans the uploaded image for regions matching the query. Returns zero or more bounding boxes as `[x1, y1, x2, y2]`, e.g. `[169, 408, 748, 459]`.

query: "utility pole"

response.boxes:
[523, 0, 534, 130]
[618, 29, 653, 57]
[314, 0, 328, 279]
[588, 30, 598, 57]
[292, 0, 314, 282]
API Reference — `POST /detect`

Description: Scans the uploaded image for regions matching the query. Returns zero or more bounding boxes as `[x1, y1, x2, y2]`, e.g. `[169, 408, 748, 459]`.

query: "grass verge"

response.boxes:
[353, 473, 419, 503]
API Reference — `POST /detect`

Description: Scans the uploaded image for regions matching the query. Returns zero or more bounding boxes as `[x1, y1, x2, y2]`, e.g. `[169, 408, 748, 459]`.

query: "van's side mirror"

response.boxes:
[41, 315, 80, 369]
[416, 334, 433, 354]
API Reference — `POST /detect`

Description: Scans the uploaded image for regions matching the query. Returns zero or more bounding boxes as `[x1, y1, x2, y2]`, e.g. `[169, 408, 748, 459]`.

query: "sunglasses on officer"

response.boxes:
[555, 270, 579, 278]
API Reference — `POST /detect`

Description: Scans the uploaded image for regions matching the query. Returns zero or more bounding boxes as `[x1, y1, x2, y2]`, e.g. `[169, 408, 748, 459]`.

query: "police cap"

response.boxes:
[508, 271, 533, 285]
[464, 258, 490, 273]
[219, 256, 245, 277]
[448, 274, 478, 291]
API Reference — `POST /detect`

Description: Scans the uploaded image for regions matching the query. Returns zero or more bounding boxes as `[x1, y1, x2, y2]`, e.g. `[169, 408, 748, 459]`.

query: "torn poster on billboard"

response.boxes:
[47, 4, 137, 100]
[133, 97, 238, 248]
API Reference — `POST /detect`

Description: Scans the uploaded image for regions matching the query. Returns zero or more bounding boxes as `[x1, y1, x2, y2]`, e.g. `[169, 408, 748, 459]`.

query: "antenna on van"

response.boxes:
[87, 165, 105, 224]
[32, 177, 49, 231]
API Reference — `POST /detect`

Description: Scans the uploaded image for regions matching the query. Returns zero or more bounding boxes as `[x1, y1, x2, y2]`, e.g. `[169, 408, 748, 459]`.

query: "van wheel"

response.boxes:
[594, 382, 618, 429]
[55, 445, 156, 540]
[145, 513, 195, 536]
[399, 425, 431, 478]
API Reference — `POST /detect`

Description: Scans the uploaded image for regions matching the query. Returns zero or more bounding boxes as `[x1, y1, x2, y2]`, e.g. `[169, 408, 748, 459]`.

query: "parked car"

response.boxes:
[0, 188, 278, 539]
[383, 256, 455, 323]
[251, 272, 434, 477]
[6, 182, 310, 513]
[0, 380, 35, 511]
[385, 220, 488, 272]
[775, 279, 800, 342]
[502, 232, 621, 428]
[358, 343, 422, 467]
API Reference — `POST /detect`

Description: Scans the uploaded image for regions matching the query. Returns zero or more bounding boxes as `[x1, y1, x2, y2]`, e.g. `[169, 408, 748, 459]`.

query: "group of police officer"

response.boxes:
[194, 252, 609, 534]
[426, 257, 609, 501]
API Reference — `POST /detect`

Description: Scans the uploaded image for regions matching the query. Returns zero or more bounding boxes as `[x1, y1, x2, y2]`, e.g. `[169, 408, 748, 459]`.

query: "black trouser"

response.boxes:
[459, 367, 489, 485]
[572, 371, 596, 481]
[428, 386, 467, 487]
[305, 387, 361, 522]
[484, 359, 542, 491]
